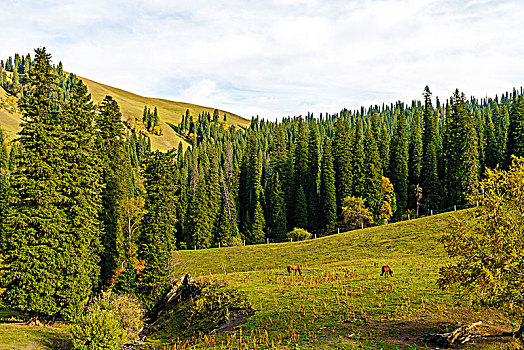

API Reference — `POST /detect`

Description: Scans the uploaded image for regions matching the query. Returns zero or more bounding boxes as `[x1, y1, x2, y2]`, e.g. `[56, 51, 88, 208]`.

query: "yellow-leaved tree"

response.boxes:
[438, 157, 524, 338]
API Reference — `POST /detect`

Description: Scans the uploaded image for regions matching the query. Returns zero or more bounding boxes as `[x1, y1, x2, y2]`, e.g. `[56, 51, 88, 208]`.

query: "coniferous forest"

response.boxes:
[1, 47, 524, 325]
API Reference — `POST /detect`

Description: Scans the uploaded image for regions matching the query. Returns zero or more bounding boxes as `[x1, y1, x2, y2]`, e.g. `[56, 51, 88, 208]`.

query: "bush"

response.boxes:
[69, 293, 144, 349]
[69, 304, 126, 350]
[287, 227, 311, 241]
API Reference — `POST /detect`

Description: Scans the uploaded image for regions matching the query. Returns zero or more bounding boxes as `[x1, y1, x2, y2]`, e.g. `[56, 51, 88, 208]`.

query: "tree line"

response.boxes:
[0, 47, 523, 321]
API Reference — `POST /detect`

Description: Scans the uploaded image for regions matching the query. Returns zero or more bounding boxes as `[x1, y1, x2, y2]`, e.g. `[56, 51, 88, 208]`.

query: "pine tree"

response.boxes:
[362, 128, 383, 217]
[2, 48, 102, 320]
[352, 120, 365, 197]
[442, 90, 479, 204]
[421, 86, 441, 211]
[388, 106, 409, 216]
[306, 122, 320, 229]
[238, 132, 261, 237]
[139, 150, 179, 311]
[294, 184, 308, 229]
[332, 119, 352, 216]
[294, 119, 308, 203]
[250, 199, 266, 243]
[267, 172, 287, 240]
[319, 136, 336, 230]
[507, 95, 524, 165]
[408, 108, 423, 208]
[485, 112, 500, 169]
[96, 95, 134, 287]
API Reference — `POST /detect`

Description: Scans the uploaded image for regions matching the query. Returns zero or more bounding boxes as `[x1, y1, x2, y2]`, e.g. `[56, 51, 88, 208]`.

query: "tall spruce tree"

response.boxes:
[442, 90, 479, 204]
[96, 95, 134, 286]
[362, 128, 383, 217]
[352, 120, 365, 197]
[388, 106, 409, 216]
[331, 119, 352, 218]
[507, 95, 524, 166]
[2, 48, 102, 320]
[319, 136, 337, 230]
[408, 107, 423, 208]
[294, 184, 308, 229]
[266, 172, 287, 240]
[306, 122, 320, 229]
[139, 150, 179, 311]
[421, 86, 441, 211]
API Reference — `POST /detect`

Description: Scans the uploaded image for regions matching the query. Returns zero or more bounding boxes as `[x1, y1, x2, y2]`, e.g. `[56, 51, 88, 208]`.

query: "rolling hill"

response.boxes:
[0, 75, 249, 151]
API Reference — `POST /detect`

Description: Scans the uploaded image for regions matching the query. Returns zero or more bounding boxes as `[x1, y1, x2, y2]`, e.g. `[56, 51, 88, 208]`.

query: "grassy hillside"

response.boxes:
[0, 76, 249, 150]
[79, 76, 248, 151]
[162, 209, 517, 349]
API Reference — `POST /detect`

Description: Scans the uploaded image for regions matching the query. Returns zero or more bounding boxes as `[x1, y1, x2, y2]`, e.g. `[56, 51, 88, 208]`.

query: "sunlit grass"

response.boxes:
[158, 209, 516, 349]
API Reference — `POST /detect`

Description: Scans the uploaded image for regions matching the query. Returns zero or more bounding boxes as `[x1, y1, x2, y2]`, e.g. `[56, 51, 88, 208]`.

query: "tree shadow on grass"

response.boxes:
[363, 309, 517, 349]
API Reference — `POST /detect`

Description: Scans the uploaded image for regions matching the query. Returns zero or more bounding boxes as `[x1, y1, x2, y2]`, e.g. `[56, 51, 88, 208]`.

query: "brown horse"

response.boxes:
[287, 265, 302, 275]
[381, 265, 393, 278]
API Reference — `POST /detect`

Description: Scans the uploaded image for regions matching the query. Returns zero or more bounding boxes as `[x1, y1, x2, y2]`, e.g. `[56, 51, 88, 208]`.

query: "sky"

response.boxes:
[2, 0, 524, 120]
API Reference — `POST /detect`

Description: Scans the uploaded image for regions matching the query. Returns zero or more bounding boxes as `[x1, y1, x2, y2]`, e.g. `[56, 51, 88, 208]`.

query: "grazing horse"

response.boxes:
[287, 265, 302, 275]
[381, 265, 393, 278]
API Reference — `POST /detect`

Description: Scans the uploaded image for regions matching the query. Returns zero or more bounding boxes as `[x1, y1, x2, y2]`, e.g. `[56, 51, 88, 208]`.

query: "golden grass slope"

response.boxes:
[0, 76, 249, 150]
[79, 76, 249, 151]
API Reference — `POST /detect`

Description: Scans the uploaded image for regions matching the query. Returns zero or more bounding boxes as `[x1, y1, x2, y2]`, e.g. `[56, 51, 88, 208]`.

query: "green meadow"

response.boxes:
[158, 209, 517, 349]
[0, 210, 519, 349]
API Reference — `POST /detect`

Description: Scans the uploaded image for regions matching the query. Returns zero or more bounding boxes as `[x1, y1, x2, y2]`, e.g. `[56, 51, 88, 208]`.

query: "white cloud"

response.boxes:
[1, 0, 523, 119]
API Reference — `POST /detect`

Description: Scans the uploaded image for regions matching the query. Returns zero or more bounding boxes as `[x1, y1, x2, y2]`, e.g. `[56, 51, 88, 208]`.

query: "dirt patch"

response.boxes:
[366, 308, 515, 349]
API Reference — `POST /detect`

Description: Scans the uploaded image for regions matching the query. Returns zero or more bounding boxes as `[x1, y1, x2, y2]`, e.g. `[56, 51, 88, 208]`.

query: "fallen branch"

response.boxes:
[419, 321, 483, 346]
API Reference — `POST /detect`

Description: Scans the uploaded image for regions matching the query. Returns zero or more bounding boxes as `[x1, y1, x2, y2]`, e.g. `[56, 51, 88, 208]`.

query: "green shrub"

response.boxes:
[69, 304, 126, 350]
[69, 293, 145, 349]
[110, 294, 144, 341]
[287, 227, 311, 241]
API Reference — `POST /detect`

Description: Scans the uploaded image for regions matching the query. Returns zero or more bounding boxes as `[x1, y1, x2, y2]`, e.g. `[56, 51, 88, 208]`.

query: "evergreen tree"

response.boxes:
[421, 86, 441, 211]
[267, 172, 287, 240]
[139, 150, 178, 311]
[306, 122, 320, 229]
[250, 199, 266, 243]
[319, 136, 336, 230]
[362, 128, 383, 217]
[442, 90, 479, 204]
[507, 95, 524, 165]
[294, 185, 308, 229]
[352, 120, 365, 197]
[332, 119, 352, 217]
[485, 112, 500, 169]
[408, 108, 423, 208]
[2, 48, 102, 320]
[96, 95, 133, 287]
[388, 107, 409, 216]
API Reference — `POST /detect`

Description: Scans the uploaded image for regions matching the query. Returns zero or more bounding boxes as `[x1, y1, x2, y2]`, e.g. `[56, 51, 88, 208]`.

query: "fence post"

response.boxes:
[408, 214, 410, 220]
[454, 205, 457, 211]
[476, 200, 479, 207]
[243, 240, 246, 246]
[267, 238, 269, 244]
[291, 237, 293, 243]
[314, 233, 317, 239]
[337, 228, 340, 234]
[219, 242, 221, 248]
[361, 223, 364, 229]
[430, 209, 433, 215]
[194, 245, 196, 251]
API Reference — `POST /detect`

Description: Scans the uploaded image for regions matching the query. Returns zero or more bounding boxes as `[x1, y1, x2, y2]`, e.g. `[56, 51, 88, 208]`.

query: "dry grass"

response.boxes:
[0, 75, 249, 151]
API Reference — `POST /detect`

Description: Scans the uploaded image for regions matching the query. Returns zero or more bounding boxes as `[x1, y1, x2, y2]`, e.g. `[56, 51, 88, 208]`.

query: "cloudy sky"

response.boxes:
[2, 0, 523, 119]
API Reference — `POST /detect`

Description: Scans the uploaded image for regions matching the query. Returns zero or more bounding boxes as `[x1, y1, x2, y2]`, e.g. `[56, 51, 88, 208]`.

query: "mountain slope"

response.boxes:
[0, 76, 249, 150]
[79, 76, 249, 151]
